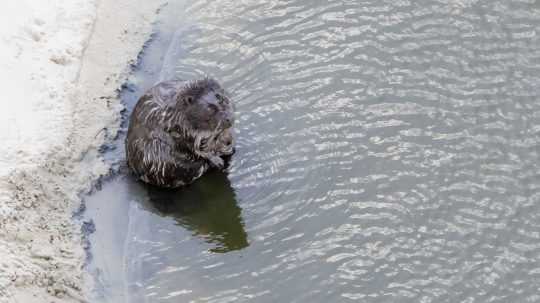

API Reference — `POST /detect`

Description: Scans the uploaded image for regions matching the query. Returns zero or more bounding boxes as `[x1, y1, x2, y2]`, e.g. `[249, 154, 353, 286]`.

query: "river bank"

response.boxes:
[0, 0, 164, 301]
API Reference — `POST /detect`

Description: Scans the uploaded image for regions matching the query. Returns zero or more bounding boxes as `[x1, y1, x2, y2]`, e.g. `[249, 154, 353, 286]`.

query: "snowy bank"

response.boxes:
[0, 0, 164, 301]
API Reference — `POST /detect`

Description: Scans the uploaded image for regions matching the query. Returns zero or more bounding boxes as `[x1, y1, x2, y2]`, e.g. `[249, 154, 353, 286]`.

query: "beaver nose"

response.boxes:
[223, 117, 233, 128]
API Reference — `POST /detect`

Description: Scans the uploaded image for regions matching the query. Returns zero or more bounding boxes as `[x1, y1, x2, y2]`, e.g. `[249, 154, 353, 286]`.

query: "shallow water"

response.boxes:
[85, 0, 540, 302]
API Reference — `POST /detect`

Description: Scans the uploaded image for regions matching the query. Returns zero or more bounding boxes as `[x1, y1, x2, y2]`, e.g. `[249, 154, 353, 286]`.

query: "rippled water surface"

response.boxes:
[85, 0, 540, 302]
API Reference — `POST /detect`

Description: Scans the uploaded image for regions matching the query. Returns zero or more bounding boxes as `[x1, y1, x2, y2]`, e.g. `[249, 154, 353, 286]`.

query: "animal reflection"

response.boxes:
[139, 170, 248, 253]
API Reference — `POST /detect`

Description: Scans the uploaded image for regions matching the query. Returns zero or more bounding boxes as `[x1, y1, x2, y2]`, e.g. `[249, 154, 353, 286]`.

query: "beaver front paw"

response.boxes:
[208, 155, 225, 170]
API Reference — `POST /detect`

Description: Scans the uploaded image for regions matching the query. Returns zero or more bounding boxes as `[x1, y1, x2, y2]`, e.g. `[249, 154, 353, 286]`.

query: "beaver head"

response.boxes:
[175, 78, 234, 134]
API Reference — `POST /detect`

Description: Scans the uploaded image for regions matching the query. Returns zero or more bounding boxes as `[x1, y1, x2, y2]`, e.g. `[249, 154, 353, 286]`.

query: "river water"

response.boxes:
[84, 0, 540, 302]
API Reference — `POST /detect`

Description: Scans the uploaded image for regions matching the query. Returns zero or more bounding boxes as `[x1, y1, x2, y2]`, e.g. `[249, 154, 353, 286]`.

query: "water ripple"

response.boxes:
[87, 0, 540, 302]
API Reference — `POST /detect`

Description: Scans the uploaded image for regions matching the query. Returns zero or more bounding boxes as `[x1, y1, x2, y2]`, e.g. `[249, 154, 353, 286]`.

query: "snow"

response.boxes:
[0, 0, 96, 177]
[0, 0, 164, 301]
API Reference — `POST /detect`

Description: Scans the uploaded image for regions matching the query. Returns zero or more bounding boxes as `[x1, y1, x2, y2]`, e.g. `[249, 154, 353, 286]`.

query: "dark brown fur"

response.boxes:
[125, 78, 235, 188]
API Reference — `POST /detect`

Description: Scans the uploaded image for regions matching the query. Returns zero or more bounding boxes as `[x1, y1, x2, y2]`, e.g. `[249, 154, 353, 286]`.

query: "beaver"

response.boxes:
[125, 78, 235, 188]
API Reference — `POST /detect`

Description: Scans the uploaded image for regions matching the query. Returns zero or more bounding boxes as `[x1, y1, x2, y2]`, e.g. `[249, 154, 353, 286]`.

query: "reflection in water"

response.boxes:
[141, 171, 248, 253]
[84, 169, 248, 303]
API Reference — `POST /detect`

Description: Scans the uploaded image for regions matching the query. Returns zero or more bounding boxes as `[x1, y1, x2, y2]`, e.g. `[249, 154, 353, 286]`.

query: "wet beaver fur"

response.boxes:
[125, 78, 235, 188]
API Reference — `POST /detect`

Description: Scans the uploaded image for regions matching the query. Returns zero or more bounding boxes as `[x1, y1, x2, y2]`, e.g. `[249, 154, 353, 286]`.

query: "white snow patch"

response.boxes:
[0, 0, 165, 302]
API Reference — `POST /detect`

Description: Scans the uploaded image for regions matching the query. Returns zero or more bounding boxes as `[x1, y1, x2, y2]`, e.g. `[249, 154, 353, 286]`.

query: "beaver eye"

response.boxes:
[219, 94, 230, 106]
[215, 93, 223, 101]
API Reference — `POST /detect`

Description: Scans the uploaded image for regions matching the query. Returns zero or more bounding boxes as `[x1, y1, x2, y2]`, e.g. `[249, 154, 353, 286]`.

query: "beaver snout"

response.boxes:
[219, 112, 234, 129]
[223, 117, 233, 128]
